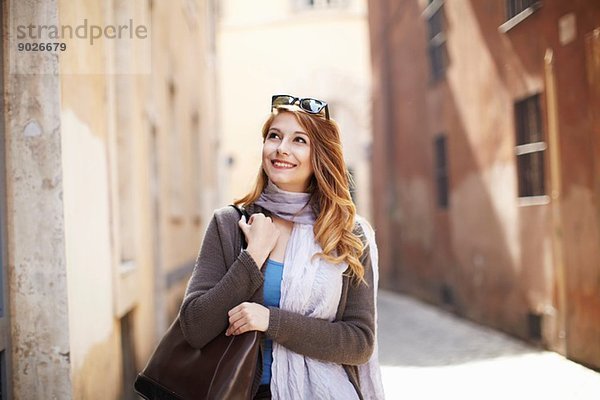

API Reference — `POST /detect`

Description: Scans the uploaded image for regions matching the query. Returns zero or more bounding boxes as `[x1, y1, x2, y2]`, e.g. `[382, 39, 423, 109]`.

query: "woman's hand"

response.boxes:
[226, 302, 270, 336]
[238, 213, 279, 268]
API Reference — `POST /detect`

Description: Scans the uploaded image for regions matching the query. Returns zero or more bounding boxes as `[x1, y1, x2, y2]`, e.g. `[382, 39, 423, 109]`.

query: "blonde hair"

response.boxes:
[234, 108, 367, 286]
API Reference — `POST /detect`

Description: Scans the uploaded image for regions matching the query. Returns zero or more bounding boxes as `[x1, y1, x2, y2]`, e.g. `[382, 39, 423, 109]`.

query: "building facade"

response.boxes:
[1, 0, 219, 398]
[368, 0, 600, 369]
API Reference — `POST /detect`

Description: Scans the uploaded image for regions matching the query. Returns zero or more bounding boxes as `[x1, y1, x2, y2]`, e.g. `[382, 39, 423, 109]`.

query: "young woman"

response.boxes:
[180, 95, 384, 399]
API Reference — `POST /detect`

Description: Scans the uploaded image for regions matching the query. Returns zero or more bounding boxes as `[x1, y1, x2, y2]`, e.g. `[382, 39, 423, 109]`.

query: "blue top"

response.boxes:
[260, 258, 284, 385]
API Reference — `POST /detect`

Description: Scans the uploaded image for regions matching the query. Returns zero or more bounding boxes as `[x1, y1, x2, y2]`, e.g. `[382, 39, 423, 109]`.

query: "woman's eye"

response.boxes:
[295, 137, 307, 144]
[267, 132, 279, 139]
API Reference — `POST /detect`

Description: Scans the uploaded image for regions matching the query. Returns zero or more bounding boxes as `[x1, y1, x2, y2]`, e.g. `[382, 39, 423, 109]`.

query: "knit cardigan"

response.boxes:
[179, 204, 376, 399]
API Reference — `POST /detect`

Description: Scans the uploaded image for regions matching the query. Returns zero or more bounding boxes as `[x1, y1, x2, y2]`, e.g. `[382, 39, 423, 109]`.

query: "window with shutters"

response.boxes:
[499, 0, 542, 33]
[505, 0, 540, 21]
[424, 1, 448, 83]
[514, 94, 546, 197]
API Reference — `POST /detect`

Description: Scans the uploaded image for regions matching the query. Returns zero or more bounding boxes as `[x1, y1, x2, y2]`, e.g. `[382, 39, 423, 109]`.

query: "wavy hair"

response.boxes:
[234, 108, 367, 286]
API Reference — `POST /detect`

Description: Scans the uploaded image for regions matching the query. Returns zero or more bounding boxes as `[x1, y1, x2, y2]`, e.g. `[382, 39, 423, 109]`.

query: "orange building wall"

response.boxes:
[368, 0, 600, 368]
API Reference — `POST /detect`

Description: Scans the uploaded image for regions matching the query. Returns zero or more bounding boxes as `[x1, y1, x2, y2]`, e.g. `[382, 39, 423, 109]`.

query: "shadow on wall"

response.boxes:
[378, 0, 537, 346]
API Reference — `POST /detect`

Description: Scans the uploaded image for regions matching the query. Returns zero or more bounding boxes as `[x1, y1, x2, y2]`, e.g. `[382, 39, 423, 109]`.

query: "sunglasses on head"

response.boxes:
[271, 94, 330, 120]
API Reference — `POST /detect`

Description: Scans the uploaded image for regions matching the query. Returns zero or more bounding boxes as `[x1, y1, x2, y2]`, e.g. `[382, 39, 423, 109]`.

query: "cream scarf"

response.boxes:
[254, 181, 385, 399]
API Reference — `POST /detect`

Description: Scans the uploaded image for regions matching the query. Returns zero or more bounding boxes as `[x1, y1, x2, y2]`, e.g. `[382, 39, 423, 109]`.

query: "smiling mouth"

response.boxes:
[272, 160, 296, 168]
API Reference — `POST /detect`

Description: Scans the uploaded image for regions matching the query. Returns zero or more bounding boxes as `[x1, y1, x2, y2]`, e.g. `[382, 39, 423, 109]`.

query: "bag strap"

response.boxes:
[229, 204, 249, 249]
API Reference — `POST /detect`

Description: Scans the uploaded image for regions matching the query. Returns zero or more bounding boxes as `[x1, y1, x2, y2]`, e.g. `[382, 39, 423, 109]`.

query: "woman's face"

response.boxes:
[262, 112, 314, 192]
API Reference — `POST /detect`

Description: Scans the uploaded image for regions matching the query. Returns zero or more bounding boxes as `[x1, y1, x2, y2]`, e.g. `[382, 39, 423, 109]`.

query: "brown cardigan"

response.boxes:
[179, 204, 375, 399]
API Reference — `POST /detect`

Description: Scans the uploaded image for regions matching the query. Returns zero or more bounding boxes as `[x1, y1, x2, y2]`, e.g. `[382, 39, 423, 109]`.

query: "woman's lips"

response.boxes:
[272, 160, 296, 169]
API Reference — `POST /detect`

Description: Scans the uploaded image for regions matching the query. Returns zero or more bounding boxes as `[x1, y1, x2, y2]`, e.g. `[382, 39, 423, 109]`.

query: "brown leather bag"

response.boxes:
[134, 321, 260, 399]
[134, 205, 262, 400]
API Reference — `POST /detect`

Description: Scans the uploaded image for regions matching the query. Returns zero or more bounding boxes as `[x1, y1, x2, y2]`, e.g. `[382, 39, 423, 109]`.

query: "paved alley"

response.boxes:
[377, 290, 600, 400]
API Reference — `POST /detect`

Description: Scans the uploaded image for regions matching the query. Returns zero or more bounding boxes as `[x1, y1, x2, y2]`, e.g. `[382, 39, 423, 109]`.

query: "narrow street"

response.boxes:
[377, 290, 600, 399]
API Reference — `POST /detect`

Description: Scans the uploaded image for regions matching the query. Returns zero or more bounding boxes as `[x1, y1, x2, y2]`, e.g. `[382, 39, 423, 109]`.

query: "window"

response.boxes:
[434, 135, 449, 208]
[499, 0, 542, 33]
[505, 0, 540, 21]
[514, 94, 546, 197]
[426, 2, 447, 82]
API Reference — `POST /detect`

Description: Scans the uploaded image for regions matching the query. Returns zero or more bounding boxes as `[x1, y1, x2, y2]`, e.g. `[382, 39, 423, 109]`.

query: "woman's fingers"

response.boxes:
[226, 302, 247, 335]
[237, 214, 278, 268]
[226, 314, 250, 336]
[227, 321, 249, 336]
[228, 302, 248, 317]
[228, 309, 246, 327]
[226, 302, 269, 335]
[247, 213, 274, 225]
[238, 215, 249, 233]
[249, 213, 259, 224]
[226, 318, 250, 336]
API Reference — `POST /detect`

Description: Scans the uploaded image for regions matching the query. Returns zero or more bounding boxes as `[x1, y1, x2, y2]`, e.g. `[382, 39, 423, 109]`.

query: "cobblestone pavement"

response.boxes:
[376, 290, 600, 400]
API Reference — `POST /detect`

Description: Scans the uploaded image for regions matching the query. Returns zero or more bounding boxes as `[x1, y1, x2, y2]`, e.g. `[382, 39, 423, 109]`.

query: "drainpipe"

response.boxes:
[544, 48, 567, 355]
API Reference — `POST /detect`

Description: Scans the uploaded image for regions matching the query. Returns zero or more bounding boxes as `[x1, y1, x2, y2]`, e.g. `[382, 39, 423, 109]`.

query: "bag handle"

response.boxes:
[229, 204, 250, 249]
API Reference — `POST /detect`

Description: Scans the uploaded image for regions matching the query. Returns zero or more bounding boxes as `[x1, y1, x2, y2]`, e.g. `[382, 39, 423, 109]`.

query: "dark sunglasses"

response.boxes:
[271, 94, 330, 120]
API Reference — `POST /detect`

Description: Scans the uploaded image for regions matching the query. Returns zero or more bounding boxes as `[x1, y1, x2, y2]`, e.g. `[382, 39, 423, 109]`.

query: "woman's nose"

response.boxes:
[277, 139, 290, 155]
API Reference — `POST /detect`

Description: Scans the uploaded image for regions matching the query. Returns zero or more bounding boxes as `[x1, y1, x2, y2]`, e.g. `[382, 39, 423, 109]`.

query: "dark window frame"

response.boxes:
[434, 134, 449, 209]
[505, 0, 541, 21]
[514, 94, 547, 198]
[425, 1, 448, 83]
[498, 0, 542, 33]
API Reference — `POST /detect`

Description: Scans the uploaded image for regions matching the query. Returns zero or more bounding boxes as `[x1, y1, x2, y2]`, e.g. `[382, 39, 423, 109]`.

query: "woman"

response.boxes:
[180, 95, 384, 399]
